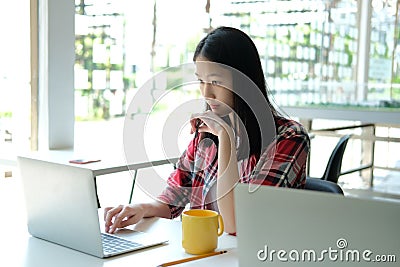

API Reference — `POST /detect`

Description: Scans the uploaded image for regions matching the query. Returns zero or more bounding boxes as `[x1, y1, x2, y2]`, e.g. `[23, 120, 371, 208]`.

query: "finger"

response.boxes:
[104, 205, 123, 232]
[119, 213, 142, 228]
[104, 205, 122, 224]
[103, 207, 113, 221]
[189, 113, 201, 120]
[189, 117, 201, 134]
[189, 119, 196, 134]
[110, 206, 135, 233]
[197, 124, 210, 134]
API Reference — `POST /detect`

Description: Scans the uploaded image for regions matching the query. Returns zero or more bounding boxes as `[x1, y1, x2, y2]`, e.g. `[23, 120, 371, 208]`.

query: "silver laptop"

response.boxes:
[17, 156, 168, 258]
[234, 183, 400, 266]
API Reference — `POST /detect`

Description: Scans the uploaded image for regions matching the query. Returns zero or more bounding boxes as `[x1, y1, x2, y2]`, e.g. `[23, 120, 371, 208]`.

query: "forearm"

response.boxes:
[141, 201, 172, 219]
[217, 130, 239, 234]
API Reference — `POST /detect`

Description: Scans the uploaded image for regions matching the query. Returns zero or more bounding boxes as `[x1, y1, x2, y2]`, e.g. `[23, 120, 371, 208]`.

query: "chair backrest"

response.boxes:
[321, 134, 351, 183]
[304, 178, 344, 195]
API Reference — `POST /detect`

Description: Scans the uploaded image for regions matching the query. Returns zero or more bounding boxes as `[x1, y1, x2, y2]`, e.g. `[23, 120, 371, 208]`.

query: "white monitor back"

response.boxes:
[234, 183, 400, 266]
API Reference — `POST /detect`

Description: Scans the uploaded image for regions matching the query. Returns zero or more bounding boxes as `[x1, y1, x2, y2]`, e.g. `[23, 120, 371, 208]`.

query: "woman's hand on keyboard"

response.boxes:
[104, 204, 145, 234]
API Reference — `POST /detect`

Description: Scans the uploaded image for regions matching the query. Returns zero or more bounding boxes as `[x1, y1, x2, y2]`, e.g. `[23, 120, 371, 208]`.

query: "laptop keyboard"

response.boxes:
[101, 233, 143, 255]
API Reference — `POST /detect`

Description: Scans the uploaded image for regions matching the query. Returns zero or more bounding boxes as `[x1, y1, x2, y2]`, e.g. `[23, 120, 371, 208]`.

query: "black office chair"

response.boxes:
[308, 134, 351, 184]
[304, 178, 344, 195]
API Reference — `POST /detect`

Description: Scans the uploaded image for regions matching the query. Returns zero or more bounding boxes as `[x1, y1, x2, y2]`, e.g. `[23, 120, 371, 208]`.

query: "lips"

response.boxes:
[209, 104, 219, 110]
[207, 101, 220, 110]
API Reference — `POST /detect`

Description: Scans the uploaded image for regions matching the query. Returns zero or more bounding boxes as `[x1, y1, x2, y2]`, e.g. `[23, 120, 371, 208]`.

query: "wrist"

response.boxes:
[139, 203, 153, 217]
[142, 201, 171, 219]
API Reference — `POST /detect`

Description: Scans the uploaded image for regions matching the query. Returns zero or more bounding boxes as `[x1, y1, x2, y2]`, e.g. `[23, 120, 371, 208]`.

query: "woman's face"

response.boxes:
[194, 57, 234, 117]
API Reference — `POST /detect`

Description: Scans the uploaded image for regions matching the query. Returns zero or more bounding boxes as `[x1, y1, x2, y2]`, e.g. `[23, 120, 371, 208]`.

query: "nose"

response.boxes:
[201, 82, 215, 99]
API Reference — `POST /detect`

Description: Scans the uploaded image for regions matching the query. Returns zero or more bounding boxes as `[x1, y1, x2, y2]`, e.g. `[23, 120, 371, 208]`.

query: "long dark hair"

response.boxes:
[193, 26, 278, 159]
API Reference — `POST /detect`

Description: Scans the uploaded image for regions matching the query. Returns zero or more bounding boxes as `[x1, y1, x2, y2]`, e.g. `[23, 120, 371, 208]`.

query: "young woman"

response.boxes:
[104, 26, 310, 235]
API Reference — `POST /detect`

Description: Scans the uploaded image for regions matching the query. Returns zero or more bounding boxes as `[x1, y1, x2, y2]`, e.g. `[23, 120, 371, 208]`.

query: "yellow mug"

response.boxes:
[181, 209, 224, 255]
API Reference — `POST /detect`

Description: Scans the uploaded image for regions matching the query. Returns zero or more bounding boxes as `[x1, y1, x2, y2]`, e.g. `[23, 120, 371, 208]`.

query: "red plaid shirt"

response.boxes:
[158, 116, 310, 219]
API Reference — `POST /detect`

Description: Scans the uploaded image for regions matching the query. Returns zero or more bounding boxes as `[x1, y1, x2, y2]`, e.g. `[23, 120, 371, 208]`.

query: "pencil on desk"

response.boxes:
[157, 250, 227, 267]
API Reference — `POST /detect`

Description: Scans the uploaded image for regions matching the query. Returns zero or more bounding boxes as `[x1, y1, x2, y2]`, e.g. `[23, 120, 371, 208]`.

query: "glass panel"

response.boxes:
[74, 0, 208, 154]
[369, 0, 400, 107]
[74, 0, 207, 122]
[74, 0, 400, 120]
[215, 0, 360, 108]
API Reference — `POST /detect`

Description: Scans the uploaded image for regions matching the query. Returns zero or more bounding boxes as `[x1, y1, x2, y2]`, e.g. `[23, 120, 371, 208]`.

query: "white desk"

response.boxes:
[282, 106, 400, 125]
[1, 153, 237, 267]
[18, 149, 179, 176]
[4, 219, 237, 267]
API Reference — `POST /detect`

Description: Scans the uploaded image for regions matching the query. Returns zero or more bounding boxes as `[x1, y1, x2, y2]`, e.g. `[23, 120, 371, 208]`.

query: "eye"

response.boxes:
[211, 80, 221, 86]
[197, 78, 205, 84]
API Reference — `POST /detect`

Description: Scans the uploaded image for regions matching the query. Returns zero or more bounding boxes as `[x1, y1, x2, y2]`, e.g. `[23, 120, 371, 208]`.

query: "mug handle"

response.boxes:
[217, 214, 224, 236]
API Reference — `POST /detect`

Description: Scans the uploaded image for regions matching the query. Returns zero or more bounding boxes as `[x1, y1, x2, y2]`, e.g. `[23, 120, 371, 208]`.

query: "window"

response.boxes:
[0, 1, 31, 160]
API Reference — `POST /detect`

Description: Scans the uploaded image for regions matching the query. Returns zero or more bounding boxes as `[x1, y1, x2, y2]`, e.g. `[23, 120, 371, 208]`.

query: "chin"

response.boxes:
[213, 109, 230, 117]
